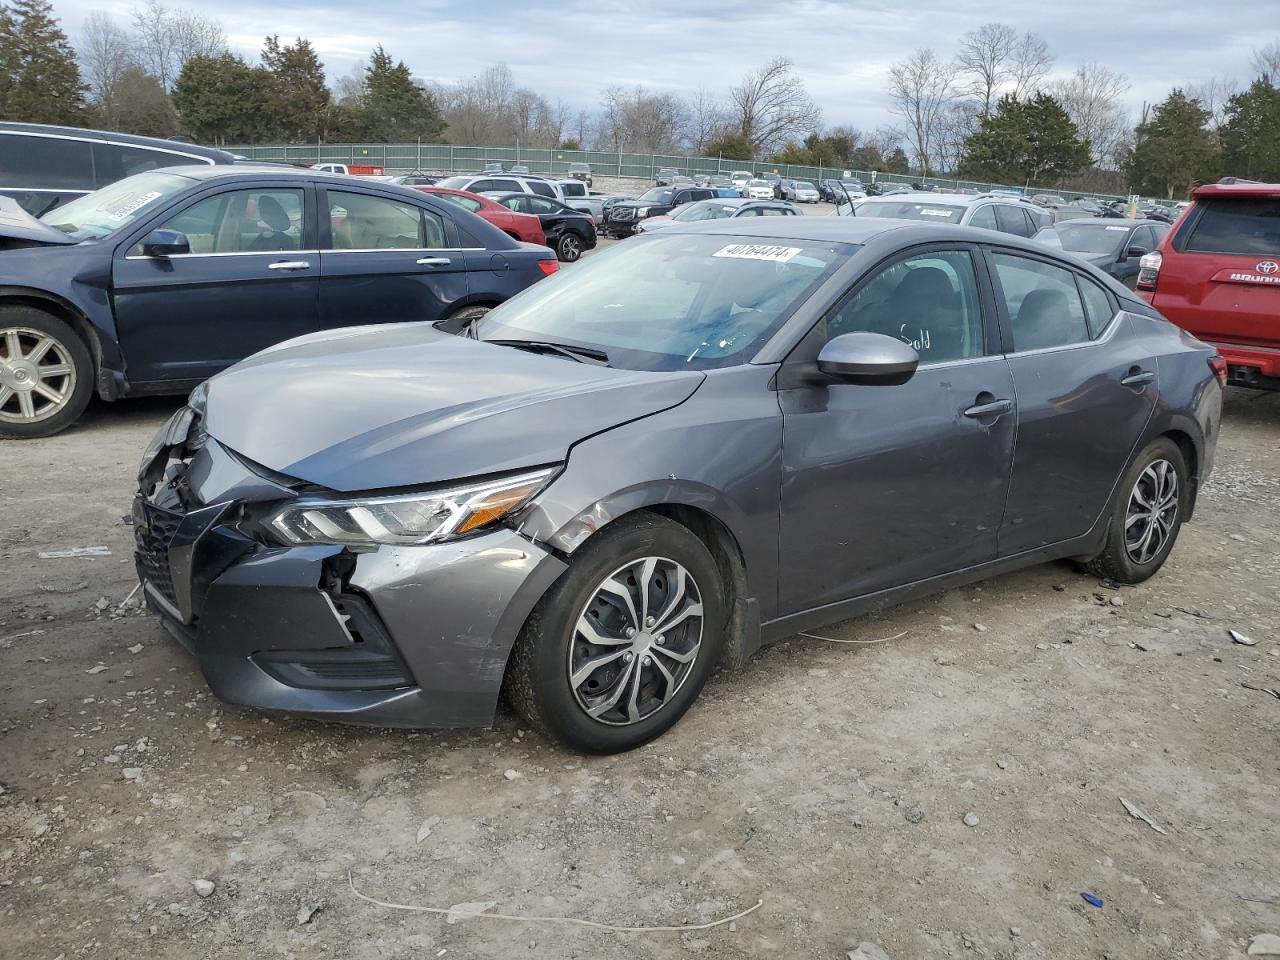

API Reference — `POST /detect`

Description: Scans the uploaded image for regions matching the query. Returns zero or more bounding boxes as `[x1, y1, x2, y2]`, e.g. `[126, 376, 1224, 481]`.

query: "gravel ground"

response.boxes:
[2, 302, 1279, 958]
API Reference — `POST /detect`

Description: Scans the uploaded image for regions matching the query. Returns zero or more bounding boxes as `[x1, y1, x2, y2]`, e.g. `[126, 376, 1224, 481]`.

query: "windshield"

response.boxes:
[639, 188, 675, 204]
[474, 233, 849, 371]
[672, 201, 738, 222]
[1055, 222, 1130, 255]
[855, 200, 965, 223]
[38, 171, 193, 240]
[795, 182, 815, 190]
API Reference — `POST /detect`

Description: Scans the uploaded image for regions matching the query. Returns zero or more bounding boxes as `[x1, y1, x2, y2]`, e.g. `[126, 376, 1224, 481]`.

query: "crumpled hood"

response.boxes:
[0, 195, 79, 245]
[203, 324, 704, 492]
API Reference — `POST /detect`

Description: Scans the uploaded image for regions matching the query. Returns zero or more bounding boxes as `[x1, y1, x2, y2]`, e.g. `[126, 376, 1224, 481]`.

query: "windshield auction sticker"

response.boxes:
[919, 208, 956, 217]
[713, 243, 802, 262]
[100, 191, 163, 222]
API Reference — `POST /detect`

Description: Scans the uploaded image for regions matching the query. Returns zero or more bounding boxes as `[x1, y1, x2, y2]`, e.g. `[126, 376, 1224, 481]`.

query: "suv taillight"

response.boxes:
[1137, 251, 1162, 291]
[1208, 356, 1228, 388]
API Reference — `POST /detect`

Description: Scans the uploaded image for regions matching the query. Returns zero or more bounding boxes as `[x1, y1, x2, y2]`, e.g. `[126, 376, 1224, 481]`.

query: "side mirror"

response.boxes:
[1125, 245, 1149, 260]
[817, 332, 919, 385]
[141, 228, 190, 258]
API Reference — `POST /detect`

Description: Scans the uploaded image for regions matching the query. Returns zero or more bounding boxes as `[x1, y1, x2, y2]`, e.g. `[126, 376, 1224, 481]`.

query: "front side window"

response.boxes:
[148, 188, 303, 254]
[827, 250, 985, 365]
[991, 252, 1090, 351]
[476, 234, 847, 371]
[326, 191, 446, 249]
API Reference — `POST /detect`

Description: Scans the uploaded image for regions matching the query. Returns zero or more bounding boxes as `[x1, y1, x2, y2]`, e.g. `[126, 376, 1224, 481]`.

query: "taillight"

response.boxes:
[1208, 355, 1228, 388]
[1137, 251, 1162, 291]
[537, 259, 559, 277]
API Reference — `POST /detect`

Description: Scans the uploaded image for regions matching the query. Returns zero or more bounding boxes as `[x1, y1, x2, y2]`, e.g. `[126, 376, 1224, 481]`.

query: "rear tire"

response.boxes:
[1080, 437, 1188, 584]
[504, 513, 725, 754]
[556, 232, 584, 262]
[0, 306, 94, 439]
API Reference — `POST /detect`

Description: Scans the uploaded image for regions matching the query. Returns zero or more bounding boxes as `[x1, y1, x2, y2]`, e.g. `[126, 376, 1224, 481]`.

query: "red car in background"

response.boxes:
[1138, 178, 1280, 390]
[413, 186, 546, 246]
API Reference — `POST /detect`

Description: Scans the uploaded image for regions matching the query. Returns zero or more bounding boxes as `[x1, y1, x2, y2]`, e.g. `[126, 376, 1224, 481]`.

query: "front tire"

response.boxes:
[504, 513, 725, 754]
[1081, 437, 1189, 583]
[0, 306, 94, 439]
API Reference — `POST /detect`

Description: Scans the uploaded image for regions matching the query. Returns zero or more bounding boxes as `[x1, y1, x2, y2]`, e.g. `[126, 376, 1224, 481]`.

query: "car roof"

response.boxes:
[1191, 180, 1280, 198]
[0, 121, 235, 162]
[1056, 218, 1165, 228]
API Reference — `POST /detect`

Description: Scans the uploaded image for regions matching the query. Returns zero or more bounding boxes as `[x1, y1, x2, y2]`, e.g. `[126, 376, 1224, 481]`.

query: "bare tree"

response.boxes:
[1186, 76, 1239, 134]
[957, 23, 1017, 116]
[1009, 32, 1054, 100]
[729, 57, 822, 157]
[887, 48, 958, 175]
[685, 87, 728, 154]
[80, 12, 136, 129]
[131, 0, 226, 91]
[596, 85, 686, 154]
[1252, 38, 1280, 79]
[440, 64, 564, 148]
[1049, 63, 1130, 168]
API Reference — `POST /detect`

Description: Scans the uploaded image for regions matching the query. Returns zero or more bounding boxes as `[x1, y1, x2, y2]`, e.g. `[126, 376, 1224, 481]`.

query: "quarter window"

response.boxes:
[326, 191, 447, 249]
[991, 253, 1091, 351]
[827, 250, 985, 364]
[93, 143, 199, 184]
[150, 188, 303, 254]
[1077, 277, 1115, 336]
[995, 205, 1034, 237]
[967, 204, 998, 230]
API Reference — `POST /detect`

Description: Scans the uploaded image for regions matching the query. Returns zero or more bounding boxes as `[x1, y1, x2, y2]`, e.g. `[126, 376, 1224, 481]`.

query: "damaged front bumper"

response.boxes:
[132, 407, 567, 728]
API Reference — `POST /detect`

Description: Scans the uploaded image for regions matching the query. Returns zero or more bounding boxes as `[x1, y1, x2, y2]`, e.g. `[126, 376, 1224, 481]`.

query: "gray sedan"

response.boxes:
[133, 218, 1222, 753]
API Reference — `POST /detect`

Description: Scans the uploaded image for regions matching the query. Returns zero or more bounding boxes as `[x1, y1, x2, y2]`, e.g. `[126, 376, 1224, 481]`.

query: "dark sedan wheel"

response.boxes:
[504, 513, 724, 753]
[0, 307, 93, 439]
[556, 232, 583, 262]
[1082, 438, 1188, 583]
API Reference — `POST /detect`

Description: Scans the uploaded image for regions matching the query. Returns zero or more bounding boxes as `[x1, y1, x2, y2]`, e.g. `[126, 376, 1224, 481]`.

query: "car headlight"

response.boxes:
[636, 207, 649, 217]
[268, 468, 556, 547]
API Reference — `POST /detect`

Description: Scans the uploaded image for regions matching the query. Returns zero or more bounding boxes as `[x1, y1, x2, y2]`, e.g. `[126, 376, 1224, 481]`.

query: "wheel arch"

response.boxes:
[1159, 427, 1200, 518]
[0, 287, 104, 380]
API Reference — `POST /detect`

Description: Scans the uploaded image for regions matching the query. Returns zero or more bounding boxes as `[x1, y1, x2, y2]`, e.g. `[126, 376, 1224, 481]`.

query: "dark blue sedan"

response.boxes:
[0, 166, 558, 437]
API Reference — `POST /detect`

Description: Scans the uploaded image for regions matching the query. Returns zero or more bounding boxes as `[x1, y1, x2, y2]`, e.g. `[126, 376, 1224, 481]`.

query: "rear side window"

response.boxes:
[968, 204, 998, 230]
[526, 180, 555, 198]
[995, 205, 1034, 237]
[326, 191, 447, 249]
[991, 252, 1090, 351]
[559, 182, 585, 197]
[1183, 198, 1280, 255]
[0, 133, 93, 189]
[93, 143, 200, 185]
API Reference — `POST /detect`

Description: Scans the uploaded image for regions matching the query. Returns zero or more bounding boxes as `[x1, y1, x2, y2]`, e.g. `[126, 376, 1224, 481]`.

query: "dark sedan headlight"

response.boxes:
[268, 468, 556, 547]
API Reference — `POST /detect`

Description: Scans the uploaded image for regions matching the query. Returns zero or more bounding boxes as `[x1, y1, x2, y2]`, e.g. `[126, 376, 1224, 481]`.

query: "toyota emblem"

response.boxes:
[1258, 260, 1280, 275]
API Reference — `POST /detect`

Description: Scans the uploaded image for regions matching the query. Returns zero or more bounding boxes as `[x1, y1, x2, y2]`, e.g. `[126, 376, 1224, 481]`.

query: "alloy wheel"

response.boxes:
[1124, 459, 1178, 564]
[568, 556, 704, 726]
[560, 235, 581, 261]
[0, 327, 77, 425]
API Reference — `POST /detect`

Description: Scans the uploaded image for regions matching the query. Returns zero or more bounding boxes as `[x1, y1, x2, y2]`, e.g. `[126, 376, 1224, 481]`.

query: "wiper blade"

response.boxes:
[484, 339, 610, 366]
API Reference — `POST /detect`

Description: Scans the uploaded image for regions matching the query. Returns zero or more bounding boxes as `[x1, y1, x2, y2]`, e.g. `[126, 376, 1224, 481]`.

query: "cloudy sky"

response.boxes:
[57, 0, 1276, 132]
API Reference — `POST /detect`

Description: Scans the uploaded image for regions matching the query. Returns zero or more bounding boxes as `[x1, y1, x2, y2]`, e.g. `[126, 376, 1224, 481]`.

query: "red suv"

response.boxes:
[1137, 178, 1280, 389]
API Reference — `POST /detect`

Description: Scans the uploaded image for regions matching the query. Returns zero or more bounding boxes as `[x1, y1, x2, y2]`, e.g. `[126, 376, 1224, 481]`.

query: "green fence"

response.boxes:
[226, 142, 1127, 203]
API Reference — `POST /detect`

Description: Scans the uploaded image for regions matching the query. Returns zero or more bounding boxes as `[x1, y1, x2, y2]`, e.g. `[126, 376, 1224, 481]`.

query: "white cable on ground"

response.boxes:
[798, 630, 908, 645]
[347, 871, 763, 933]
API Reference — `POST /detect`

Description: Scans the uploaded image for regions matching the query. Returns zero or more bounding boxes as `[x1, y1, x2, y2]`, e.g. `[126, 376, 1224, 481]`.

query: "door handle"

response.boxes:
[416, 257, 452, 266]
[1121, 369, 1155, 387]
[267, 260, 310, 271]
[963, 397, 1013, 418]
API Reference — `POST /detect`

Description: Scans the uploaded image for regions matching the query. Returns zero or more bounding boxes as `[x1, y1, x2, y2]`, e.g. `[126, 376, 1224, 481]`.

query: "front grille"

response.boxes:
[610, 207, 635, 221]
[135, 504, 182, 607]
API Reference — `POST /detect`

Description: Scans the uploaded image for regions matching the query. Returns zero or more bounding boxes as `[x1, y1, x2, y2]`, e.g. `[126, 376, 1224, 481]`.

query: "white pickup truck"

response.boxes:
[556, 179, 605, 225]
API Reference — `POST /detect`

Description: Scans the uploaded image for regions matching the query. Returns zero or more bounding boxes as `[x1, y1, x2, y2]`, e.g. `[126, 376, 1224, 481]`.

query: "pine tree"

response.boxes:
[0, 0, 86, 123]
[172, 53, 275, 144]
[261, 35, 329, 142]
[959, 94, 1090, 185]
[1128, 90, 1217, 198]
[1220, 77, 1280, 182]
[358, 45, 443, 141]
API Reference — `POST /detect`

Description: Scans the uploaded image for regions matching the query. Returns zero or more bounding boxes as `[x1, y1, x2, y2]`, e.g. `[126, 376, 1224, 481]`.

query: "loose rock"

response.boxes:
[848, 942, 891, 960]
[296, 902, 323, 925]
[122, 768, 143, 781]
[1248, 934, 1280, 957]
[963, 812, 979, 827]
[903, 807, 926, 824]
[192, 879, 214, 898]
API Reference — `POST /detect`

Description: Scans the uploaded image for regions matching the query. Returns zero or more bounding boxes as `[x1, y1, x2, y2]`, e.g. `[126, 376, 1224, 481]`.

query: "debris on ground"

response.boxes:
[1081, 892, 1104, 908]
[192, 879, 215, 897]
[38, 546, 111, 559]
[1230, 629, 1257, 646]
[1242, 682, 1280, 701]
[1120, 797, 1169, 835]
[963, 812, 979, 827]
[1248, 934, 1280, 956]
[446, 900, 499, 924]
[297, 902, 323, 925]
[503, 769, 522, 780]
[903, 807, 926, 824]
[847, 942, 890, 960]
[85, 664, 107, 674]
[416, 815, 442, 843]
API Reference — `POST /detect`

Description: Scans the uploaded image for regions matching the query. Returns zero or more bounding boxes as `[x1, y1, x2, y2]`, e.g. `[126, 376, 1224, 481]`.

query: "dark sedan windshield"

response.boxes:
[1055, 222, 1132, 255]
[856, 201, 965, 223]
[39, 171, 194, 240]
[475, 233, 850, 371]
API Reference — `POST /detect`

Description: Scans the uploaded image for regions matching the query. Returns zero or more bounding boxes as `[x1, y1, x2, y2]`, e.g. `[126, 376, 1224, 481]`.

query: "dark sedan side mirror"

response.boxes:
[1124, 245, 1149, 260]
[141, 229, 190, 258]
[817, 332, 919, 385]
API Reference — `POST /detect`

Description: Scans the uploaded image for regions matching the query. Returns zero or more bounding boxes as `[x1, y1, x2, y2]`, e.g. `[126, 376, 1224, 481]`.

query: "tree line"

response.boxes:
[2, 0, 1278, 196]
